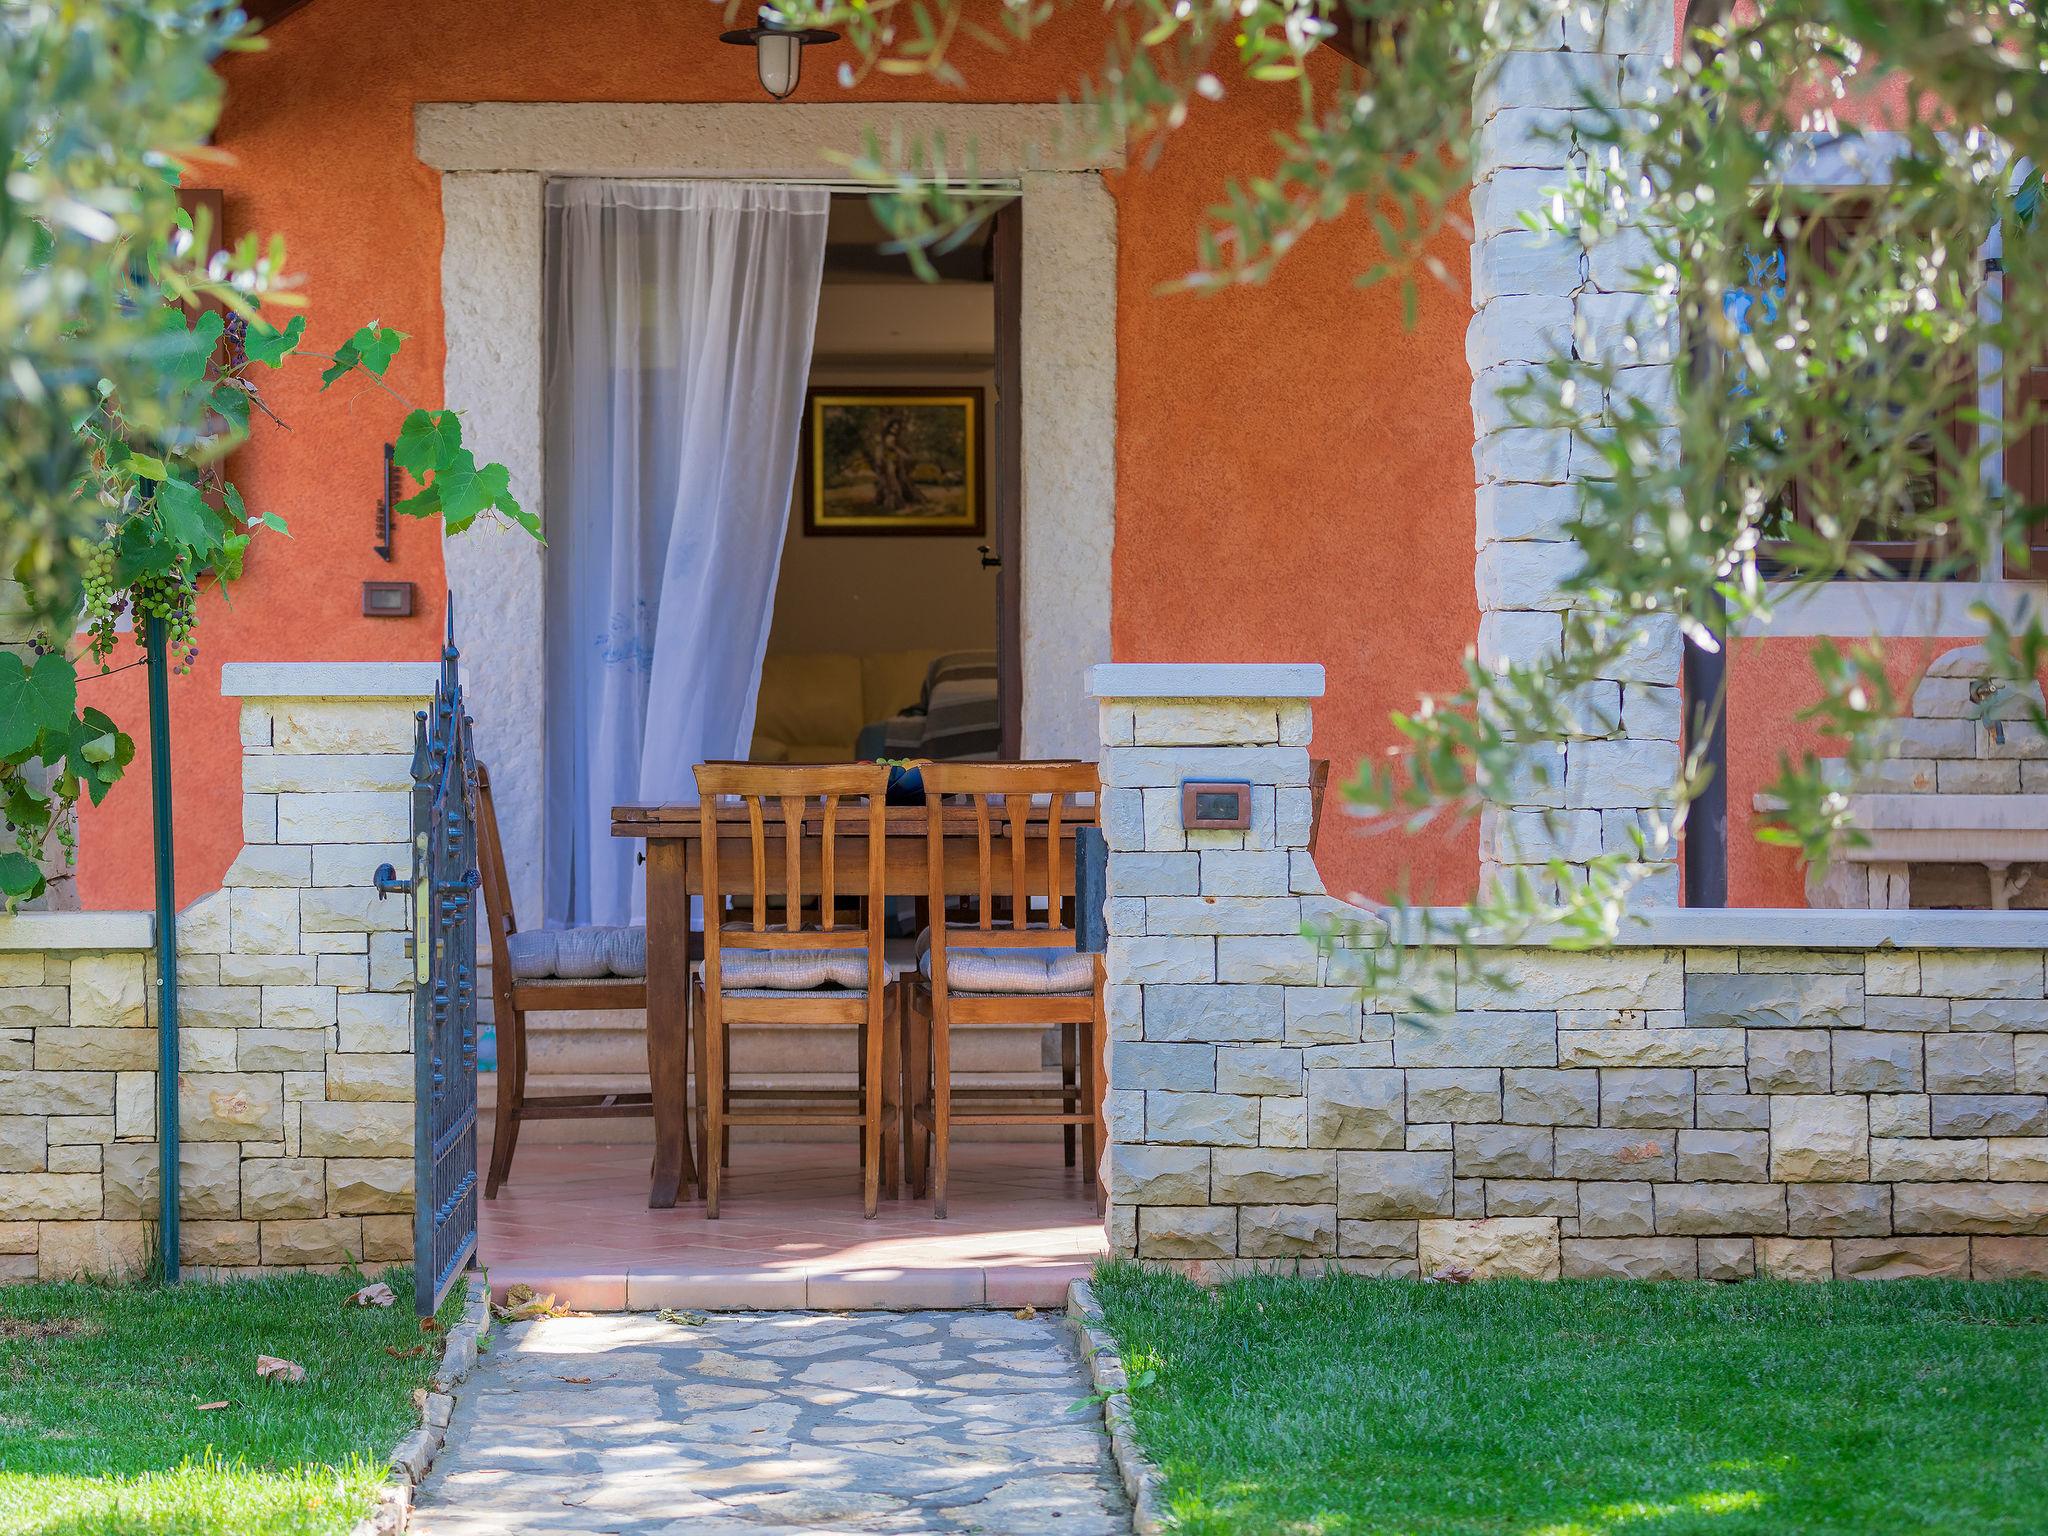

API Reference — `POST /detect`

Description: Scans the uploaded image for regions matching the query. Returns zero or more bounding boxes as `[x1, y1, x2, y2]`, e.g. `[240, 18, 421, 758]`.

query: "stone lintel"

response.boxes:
[1089, 663, 1325, 700]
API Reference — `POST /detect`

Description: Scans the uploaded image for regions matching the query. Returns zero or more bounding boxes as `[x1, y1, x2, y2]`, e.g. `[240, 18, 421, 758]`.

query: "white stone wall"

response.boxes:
[0, 916, 155, 1279]
[1469, 0, 1683, 899]
[0, 664, 435, 1279]
[1096, 665, 2048, 1282]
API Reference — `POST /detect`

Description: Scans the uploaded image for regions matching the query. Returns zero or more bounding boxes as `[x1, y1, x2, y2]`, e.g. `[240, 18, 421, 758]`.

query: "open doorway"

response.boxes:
[750, 194, 1018, 768]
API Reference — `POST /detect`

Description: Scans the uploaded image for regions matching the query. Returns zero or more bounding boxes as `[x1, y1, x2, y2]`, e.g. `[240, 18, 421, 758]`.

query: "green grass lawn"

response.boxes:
[1091, 1264, 2048, 1536]
[0, 1270, 462, 1536]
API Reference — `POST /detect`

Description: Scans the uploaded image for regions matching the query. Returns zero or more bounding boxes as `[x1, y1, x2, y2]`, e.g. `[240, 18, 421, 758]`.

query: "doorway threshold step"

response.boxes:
[484, 1259, 1093, 1313]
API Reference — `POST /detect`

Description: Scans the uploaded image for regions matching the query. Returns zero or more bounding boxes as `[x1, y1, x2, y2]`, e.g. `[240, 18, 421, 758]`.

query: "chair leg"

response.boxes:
[483, 1003, 524, 1199]
[1080, 1014, 1101, 1216]
[932, 999, 952, 1220]
[1092, 960, 1108, 1214]
[703, 997, 724, 1220]
[882, 986, 903, 1199]
[692, 979, 710, 1193]
[905, 989, 931, 1200]
[1061, 1022, 1078, 1169]
[862, 996, 884, 1219]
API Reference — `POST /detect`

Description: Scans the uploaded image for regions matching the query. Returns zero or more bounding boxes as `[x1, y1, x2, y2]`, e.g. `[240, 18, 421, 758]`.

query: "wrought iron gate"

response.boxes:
[381, 625, 481, 1318]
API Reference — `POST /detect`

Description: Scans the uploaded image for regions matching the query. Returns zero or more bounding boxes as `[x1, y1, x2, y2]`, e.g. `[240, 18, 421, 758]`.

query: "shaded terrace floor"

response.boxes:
[477, 1137, 1107, 1312]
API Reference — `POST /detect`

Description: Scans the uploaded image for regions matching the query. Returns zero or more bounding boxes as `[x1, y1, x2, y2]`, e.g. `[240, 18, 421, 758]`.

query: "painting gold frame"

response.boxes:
[800, 386, 985, 537]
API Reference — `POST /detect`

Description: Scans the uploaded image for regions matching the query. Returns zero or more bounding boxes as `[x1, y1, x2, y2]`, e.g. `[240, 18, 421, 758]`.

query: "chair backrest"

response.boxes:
[914, 760, 1099, 983]
[693, 761, 891, 993]
[474, 761, 518, 987]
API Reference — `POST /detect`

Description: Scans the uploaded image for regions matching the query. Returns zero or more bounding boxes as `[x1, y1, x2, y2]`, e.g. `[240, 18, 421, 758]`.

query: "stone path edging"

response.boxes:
[1065, 1278, 1170, 1536]
[349, 1273, 495, 1536]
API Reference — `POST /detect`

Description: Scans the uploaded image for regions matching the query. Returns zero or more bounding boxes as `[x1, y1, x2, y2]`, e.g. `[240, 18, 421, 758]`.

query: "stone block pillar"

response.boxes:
[173, 661, 439, 1272]
[1093, 663, 1335, 1264]
[1469, 0, 1682, 901]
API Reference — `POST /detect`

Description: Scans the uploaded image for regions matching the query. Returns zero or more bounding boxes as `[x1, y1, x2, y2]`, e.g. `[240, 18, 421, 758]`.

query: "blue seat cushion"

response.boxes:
[701, 949, 886, 990]
[918, 942, 1094, 995]
[505, 925, 645, 980]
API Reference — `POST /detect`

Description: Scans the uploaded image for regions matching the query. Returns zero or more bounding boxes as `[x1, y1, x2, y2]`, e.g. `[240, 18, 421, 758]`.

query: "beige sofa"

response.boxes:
[749, 649, 946, 763]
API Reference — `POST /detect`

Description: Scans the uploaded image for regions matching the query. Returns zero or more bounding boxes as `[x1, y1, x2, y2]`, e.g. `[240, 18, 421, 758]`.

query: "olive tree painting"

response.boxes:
[802, 387, 984, 535]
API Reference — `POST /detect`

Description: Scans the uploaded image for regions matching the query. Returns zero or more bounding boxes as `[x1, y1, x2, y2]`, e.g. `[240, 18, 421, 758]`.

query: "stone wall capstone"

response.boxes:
[0, 662, 436, 1280]
[1095, 663, 2048, 1282]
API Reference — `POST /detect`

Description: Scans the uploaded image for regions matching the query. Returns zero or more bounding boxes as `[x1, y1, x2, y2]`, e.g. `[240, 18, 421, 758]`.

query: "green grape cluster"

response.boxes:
[129, 569, 200, 672]
[79, 541, 122, 666]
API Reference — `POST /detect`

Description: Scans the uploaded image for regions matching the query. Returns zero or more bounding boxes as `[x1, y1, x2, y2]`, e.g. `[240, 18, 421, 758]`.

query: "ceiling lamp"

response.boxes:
[720, 7, 840, 101]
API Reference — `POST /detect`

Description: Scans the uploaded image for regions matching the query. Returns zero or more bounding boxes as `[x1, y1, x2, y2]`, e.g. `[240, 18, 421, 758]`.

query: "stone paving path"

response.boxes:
[410, 1310, 1130, 1535]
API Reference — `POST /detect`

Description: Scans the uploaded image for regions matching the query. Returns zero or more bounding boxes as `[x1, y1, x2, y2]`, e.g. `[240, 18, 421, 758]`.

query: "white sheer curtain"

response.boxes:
[542, 180, 830, 927]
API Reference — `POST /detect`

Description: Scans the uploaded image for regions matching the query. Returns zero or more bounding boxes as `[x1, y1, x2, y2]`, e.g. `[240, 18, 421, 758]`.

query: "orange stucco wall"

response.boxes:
[75, 0, 1482, 910]
[84, 3, 1966, 914]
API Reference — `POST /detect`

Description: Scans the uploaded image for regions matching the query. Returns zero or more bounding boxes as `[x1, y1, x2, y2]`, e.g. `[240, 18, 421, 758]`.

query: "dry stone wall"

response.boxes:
[1095, 664, 2048, 1282]
[0, 663, 435, 1279]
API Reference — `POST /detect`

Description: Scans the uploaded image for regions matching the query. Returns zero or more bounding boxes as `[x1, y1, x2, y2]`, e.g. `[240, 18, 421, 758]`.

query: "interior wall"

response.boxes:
[766, 277, 998, 658]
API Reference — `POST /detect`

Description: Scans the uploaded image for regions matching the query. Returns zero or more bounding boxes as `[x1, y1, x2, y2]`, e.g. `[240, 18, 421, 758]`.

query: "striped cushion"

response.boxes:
[919, 943, 1094, 995]
[702, 948, 882, 990]
[505, 926, 647, 980]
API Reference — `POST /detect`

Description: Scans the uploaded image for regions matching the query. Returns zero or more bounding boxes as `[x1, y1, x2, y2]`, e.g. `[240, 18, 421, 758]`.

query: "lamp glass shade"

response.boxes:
[756, 32, 802, 99]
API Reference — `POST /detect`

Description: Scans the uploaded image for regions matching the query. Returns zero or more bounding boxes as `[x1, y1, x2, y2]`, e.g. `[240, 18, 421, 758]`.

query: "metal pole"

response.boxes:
[146, 614, 180, 1282]
[1682, 611, 1729, 908]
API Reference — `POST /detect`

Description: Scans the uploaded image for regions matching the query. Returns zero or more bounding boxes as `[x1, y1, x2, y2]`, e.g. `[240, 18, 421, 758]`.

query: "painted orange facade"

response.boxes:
[72, 0, 1960, 915]
[77, 0, 1483, 911]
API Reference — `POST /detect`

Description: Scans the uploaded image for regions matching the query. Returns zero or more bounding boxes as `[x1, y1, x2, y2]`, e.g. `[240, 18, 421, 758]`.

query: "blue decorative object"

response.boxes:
[883, 762, 926, 806]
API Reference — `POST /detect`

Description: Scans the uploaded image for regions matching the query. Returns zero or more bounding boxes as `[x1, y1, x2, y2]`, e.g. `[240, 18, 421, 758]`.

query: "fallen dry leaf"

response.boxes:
[491, 1282, 573, 1322]
[195, 1401, 229, 1412]
[255, 1354, 305, 1385]
[349, 1282, 397, 1309]
[385, 1343, 429, 1360]
[1013, 1305, 1038, 1321]
[558, 1376, 591, 1385]
[1428, 1266, 1476, 1285]
[419, 1317, 440, 1333]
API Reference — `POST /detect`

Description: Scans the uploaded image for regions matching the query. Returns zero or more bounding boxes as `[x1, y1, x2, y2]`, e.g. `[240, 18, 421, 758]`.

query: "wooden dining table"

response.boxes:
[611, 798, 1087, 1209]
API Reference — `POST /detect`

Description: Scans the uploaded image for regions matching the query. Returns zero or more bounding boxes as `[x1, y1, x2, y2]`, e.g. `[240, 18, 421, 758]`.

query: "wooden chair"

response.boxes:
[901, 761, 1102, 1218]
[476, 763, 653, 1200]
[694, 762, 897, 1219]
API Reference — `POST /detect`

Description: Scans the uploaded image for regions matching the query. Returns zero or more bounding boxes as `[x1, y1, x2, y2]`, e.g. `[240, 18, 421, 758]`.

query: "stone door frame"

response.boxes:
[418, 102, 1119, 919]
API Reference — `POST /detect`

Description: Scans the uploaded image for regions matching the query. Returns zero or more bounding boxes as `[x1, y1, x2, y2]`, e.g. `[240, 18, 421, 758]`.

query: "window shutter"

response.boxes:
[2008, 344, 2048, 577]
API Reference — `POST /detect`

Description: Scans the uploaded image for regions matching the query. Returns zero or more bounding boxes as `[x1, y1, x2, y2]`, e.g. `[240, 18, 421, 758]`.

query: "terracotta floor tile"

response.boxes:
[476, 1139, 1105, 1308]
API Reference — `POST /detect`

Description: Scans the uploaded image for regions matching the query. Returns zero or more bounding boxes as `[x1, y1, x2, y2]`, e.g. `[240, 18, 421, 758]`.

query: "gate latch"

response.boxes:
[372, 863, 409, 899]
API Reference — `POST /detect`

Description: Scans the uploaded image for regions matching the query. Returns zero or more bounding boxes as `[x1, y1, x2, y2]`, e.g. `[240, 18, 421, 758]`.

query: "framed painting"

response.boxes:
[800, 387, 986, 536]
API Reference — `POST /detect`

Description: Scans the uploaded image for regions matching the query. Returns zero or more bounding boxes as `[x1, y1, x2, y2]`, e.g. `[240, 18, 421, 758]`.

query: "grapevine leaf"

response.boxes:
[320, 337, 362, 388]
[68, 711, 134, 804]
[167, 308, 226, 388]
[433, 449, 490, 531]
[27, 653, 76, 733]
[124, 453, 169, 481]
[224, 483, 248, 525]
[394, 408, 462, 478]
[244, 313, 306, 367]
[348, 323, 406, 378]
[112, 520, 178, 588]
[394, 481, 441, 521]
[260, 512, 289, 534]
[156, 478, 222, 555]
[0, 853, 44, 902]
[0, 652, 75, 754]
[214, 532, 249, 583]
[210, 379, 250, 432]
